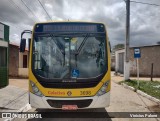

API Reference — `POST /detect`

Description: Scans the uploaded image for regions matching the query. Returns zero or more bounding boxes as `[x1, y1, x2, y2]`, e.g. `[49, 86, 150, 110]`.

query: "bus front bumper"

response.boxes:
[29, 92, 110, 109]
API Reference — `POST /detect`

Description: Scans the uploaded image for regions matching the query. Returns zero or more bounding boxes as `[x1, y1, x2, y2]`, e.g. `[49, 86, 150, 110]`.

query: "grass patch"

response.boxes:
[120, 80, 160, 100]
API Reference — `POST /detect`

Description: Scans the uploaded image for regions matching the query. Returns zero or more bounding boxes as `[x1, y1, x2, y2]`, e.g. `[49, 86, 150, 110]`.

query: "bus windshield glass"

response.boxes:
[33, 33, 107, 79]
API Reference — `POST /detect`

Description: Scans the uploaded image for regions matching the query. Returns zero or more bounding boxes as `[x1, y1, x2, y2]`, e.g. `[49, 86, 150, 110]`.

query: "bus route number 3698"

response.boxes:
[80, 91, 91, 95]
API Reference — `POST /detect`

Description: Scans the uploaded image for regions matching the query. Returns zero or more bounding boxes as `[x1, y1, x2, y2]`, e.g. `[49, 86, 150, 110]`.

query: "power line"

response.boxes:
[0, 17, 19, 29]
[123, 0, 160, 6]
[37, 0, 52, 20]
[0, 17, 32, 45]
[131, 9, 160, 19]
[131, 0, 160, 7]
[0, 15, 32, 32]
[8, 0, 36, 23]
[123, 0, 160, 19]
[0, 17, 27, 32]
[21, 0, 40, 22]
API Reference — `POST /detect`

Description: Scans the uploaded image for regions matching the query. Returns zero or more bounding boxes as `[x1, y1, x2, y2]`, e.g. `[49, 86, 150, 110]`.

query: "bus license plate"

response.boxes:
[62, 105, 78, 110]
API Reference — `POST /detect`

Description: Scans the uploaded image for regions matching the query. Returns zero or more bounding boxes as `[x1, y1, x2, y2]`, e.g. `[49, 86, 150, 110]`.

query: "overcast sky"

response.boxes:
[0, 0, 160, 48]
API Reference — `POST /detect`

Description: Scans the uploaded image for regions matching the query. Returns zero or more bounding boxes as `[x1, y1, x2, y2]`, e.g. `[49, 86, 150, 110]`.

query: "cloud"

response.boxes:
[0, 0, 160, 48]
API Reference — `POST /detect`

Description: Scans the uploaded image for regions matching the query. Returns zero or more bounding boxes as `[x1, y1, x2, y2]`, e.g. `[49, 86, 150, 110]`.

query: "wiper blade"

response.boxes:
[51, 36, 65, 55]
[76, 34, 89, 55]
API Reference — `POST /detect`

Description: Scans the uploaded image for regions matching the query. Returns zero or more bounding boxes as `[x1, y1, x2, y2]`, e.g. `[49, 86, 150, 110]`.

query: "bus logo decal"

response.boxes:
[67, 91, 72, 96]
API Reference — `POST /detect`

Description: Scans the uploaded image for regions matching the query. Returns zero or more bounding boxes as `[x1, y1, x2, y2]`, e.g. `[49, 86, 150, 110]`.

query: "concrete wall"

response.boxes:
[19, 51, 28, 68]
[9, 45, 19, 76]
[9, 44, 29, 77]
[0, 40, 8, 47]
[19, 51, 29, 77]
[115, 49, 125, 73]
[111, 55, 115, 71]
[130, 46, 160, 77]
[115, 45, 160, 77]
[18, 68, 28, 77]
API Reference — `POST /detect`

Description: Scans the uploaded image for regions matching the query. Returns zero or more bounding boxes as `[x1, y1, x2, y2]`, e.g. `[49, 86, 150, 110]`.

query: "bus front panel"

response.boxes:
[29, 22, 111, 109]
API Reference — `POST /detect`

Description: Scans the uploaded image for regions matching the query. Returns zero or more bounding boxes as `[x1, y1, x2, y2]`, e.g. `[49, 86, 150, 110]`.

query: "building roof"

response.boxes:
[0, 22, 9, 27]
[131, 44, 160, 48]
[9, 42, 19, 47]
[115, 44, 160, 52]
[9, 43, 28, 51]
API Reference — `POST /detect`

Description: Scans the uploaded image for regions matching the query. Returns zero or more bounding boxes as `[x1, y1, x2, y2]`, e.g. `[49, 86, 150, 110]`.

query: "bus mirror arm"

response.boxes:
[20, 30, 32, 53]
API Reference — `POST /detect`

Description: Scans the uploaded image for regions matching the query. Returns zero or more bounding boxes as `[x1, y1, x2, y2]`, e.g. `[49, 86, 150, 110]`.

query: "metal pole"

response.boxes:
[137, 58, 139, 88]
[126, 0, 130, 62]
[124, 0, 130, 80]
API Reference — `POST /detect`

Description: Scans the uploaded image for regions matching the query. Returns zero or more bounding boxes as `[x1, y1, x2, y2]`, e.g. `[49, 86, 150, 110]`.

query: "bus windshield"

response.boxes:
[33, 34, 107, 79]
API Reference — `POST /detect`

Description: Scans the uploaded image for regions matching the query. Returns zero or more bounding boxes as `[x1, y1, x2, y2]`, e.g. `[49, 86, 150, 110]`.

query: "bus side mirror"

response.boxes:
[20, 38, 26, 52]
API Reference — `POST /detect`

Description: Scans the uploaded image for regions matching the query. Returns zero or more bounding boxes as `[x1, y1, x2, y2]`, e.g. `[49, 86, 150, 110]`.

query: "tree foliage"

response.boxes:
[113, 44, 124, 50]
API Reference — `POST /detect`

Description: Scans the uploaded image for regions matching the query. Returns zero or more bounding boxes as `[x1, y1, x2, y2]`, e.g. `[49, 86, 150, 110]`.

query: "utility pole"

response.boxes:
[124, 0, 130, 80]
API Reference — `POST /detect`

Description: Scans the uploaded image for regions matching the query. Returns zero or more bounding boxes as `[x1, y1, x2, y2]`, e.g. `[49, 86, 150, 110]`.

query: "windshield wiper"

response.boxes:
[50, 36, 66, 66]
[71, 34, 88, 68]
[51, 36, 65, 55]
[75, 34, 89, 55]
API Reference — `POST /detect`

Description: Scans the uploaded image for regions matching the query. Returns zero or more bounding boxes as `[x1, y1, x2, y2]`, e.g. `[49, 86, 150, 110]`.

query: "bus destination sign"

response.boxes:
[35, 23, 105, 33]
[43, 25, 97, 32]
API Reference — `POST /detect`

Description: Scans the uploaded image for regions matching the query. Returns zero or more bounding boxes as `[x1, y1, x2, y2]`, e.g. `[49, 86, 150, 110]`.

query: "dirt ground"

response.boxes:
[9, 79, 28, 90]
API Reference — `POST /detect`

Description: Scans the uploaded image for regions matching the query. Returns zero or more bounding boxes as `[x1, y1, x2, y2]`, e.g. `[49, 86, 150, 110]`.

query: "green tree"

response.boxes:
[113, 44, 124, 50]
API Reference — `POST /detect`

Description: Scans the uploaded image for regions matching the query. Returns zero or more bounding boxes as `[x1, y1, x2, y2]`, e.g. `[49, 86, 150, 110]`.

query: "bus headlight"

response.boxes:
[30, 81, 43, 97]
[96, 81, 109, 96]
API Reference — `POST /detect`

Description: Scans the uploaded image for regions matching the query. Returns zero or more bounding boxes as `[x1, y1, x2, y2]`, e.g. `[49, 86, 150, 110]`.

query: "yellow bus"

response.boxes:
[20, 21, 111, 110]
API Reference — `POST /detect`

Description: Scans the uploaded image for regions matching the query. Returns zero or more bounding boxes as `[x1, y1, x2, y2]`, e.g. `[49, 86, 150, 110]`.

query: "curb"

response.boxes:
[121, 83, 160, 105]
[121, 83, 135, 91]
[4, 103, 31, 121]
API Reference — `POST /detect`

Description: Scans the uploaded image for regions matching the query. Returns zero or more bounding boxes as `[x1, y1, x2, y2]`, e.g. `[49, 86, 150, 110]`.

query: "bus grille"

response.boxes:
[47, 99, 92, 108]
